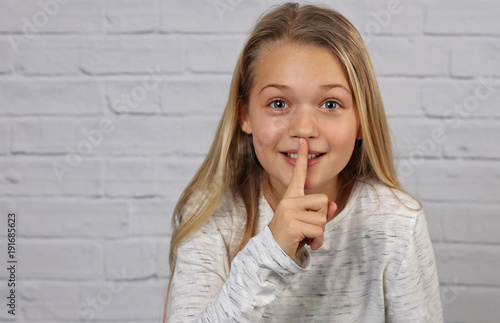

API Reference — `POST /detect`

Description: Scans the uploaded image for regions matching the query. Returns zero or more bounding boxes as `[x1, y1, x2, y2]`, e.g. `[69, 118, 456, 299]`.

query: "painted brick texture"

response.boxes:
[0, 0, 498, 322]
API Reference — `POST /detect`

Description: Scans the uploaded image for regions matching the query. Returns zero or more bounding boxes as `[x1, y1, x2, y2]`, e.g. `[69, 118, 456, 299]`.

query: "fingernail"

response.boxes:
[299, 138, 303, 147]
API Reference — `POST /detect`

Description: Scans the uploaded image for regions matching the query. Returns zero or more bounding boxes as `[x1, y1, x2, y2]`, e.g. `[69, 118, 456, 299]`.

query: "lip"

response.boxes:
[280, 151, 326, 167]
[281, 150, 324, 154]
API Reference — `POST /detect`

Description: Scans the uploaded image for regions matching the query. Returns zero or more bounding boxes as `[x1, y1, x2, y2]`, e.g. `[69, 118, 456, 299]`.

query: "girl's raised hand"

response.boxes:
[268, 138, 337, 259]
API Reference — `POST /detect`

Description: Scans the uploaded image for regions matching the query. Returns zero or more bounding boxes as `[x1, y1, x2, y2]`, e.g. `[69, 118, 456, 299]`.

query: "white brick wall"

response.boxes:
[0, 0, 498, 322]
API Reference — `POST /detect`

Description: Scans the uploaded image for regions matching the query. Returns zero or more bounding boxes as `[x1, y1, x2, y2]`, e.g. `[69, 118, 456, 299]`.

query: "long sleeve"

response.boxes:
[166, 218, 310, 323]
[385, 210, 443, 322]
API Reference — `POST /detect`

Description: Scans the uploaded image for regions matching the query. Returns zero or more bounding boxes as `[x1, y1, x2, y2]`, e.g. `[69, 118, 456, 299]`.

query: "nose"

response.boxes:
[288, 106, 319, 139]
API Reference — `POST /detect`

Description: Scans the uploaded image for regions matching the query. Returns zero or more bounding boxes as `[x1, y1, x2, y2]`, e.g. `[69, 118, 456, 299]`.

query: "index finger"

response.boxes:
[284, 138, 308, 197]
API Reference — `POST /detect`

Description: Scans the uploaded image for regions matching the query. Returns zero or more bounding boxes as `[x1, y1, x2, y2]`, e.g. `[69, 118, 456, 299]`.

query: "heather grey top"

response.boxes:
[166, 180, 443, 322]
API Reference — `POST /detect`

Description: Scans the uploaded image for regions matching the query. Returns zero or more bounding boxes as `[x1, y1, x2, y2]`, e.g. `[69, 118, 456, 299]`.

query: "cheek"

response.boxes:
[252, 118, 287, 148]
[323, 119, 358, 149]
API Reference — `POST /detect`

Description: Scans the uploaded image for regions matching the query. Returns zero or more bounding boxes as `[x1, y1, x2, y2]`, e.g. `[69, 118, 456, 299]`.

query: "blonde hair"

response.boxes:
[164, 2, 406, 320]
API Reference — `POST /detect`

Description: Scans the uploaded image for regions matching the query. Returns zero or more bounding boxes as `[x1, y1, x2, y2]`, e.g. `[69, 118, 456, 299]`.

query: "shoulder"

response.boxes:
[177, 190, 247, 257]
[355, 179, 421, 214]
[211, 190, 246, 225]
[349, 180, 426, 246]
[209, 191, 248, 256]
[178, 189, 247, 245]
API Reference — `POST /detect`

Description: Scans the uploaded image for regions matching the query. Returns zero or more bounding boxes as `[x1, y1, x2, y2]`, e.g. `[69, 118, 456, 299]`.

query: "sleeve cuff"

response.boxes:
[258, 225, 311, 274]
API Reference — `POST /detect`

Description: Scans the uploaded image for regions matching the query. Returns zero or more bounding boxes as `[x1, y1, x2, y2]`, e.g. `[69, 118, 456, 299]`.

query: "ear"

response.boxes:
[238, 103, 253, 134]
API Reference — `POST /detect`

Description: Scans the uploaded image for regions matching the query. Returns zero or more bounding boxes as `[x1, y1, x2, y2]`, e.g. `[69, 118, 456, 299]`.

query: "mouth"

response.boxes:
[281, 152, 325, 160]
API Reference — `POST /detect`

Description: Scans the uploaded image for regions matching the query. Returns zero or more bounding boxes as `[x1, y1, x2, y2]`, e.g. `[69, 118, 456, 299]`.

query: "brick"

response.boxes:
[161, 0, 263, 33]
[106, 78, 161, 115]
[0, 0, 103, 33]
[378, 78, 422, 116]
[0, 202, 16, 278]
[18, 239, 103, 280]
[434, 244, 500, 285]
[104, 0, 159, 34]
[451, 38, 500, 77]
[0, 157, 103, 196]
[419, 201, 444, 242]
[161, 76, 230, 116]
[425, 0, 500, 35]
[186, 35, 246, 73]
[443, 120, 500, 159]
[180, 116, 221, 155]
[441, 286, 500, 323]
[0, 200, 15, 226]
[128, 198, 173, 236]
[0, 38, 13, 73]
[105, 158, 173, 197]
[441, 204, 500, 244]
[104, 159, 165, 197]
[0, 80, 105, 115]
[15, 198, 128, 238]
[363, 0, 424, 41]
[367, 37, 449, 76]
[18, 282, 81, 321]
[79, 280, 166, 321]
[407, 160, 500, 202]
[76, 115, 182, 156]
[389, 161, 425, 197]
[166, 157, 204, 198]
[389, 119, 444, 159]
[11, 116, 79, 154]
[157, 237, 171, 278]
[422, 78, 500, 118]
[104, 158, 201, 198]
[105, 239, 157, 279]
[393, 103, 500, 163]
[80, 35, 184, 75]
[0, 118, 9, 154]
[17, 36, 81, 75]
[0, 1, 497, 320]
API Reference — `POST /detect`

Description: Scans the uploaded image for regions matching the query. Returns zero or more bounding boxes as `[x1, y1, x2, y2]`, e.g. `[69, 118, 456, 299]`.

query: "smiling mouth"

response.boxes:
[282, 152, 325, 160]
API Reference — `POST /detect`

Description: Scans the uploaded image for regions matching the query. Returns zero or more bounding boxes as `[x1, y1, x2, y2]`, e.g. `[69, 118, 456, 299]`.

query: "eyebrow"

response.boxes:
[259, 83, 352, 95]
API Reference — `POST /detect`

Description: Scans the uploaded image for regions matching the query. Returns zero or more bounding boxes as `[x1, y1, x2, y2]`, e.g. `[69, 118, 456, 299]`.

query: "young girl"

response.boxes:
[164, 2, 442, 322]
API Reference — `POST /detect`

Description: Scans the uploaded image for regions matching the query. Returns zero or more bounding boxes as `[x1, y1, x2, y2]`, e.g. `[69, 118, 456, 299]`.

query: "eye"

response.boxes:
[321, 100, 341, 110]
[269, 99, 289, 109]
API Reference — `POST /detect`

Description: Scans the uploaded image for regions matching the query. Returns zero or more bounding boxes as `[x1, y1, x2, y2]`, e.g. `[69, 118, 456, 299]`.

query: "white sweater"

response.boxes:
[166, 180, 443, 322]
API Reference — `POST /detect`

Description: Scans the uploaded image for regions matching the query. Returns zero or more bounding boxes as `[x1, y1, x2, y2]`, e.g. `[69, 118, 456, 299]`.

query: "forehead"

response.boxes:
[251, 42, 350, 94]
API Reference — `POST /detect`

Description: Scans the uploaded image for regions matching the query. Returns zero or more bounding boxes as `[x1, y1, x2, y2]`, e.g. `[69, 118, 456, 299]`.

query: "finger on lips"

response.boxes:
[284, 138, 308, 198]
[271, 138, 337, 257]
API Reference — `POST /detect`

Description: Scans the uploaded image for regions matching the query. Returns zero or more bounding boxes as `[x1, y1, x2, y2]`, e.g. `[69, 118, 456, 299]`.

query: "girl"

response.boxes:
[164, 2, 442, 322]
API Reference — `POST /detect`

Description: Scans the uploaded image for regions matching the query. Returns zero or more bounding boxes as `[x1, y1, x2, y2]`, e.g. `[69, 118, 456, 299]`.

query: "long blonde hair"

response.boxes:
[164, 2, 403, 319]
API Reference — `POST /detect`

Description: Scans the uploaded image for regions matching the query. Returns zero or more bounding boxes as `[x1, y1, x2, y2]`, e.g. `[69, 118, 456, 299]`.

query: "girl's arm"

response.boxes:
[385, 210, 443, 322]
[166, 217, 310, 323]
[167, 140, 330, 322]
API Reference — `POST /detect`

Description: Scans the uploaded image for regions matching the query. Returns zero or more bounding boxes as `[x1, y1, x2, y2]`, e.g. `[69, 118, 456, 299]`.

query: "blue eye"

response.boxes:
[321, 100, 341, 110]
[270, 100, 288, 109]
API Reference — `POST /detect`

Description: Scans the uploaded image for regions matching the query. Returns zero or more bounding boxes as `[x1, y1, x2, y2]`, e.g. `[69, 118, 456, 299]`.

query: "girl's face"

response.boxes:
[240, 42, 361, 200]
